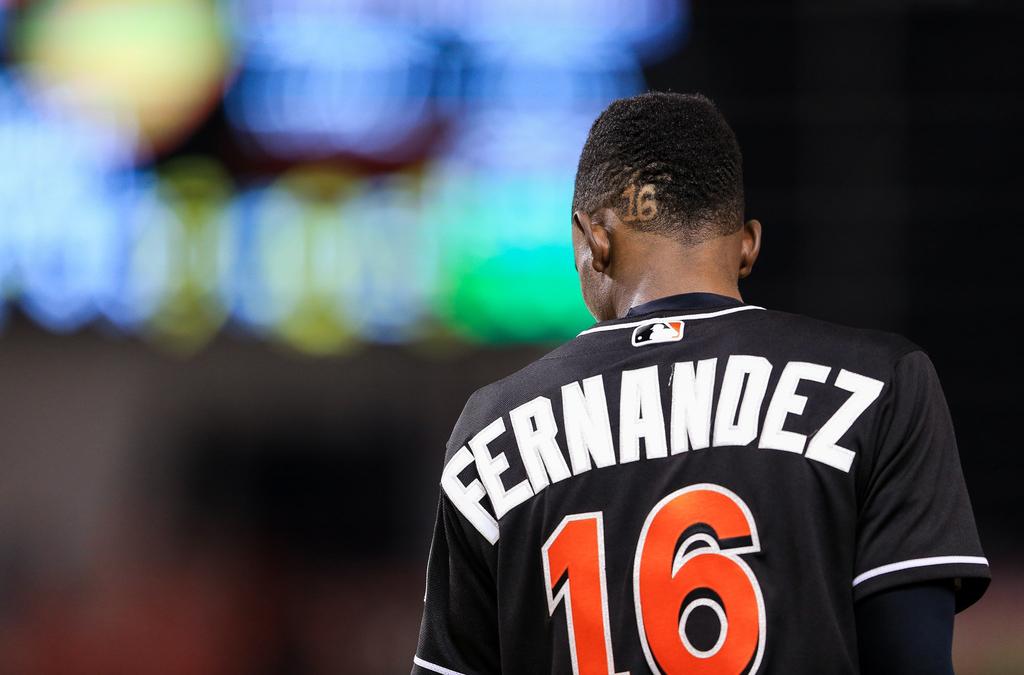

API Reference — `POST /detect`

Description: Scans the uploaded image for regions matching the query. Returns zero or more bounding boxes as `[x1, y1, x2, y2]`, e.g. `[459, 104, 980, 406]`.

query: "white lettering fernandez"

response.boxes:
[804, 369, 884, 472]
[445, 356, 886, 542]
[714, 355, 772, 447]
[468, 417, 533, 518]
[561, 375, 616, 475]
[441, 446, 499, 544]
[510, 396, 572, 492]
[759, 361, 831, 454]
[670, 358, 717, 454]
[619, 366, 668, 463]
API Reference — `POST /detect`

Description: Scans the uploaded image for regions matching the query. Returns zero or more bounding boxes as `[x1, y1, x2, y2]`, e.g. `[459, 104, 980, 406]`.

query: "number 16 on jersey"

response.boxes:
[541, 484, 766, 675]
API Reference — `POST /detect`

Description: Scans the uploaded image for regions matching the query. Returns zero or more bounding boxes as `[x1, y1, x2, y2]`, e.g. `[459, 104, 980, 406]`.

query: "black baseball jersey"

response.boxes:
[412, 293, 989, 675]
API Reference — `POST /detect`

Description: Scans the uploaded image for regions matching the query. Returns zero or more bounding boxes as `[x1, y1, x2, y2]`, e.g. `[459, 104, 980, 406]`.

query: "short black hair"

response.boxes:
[573, 92, 744, 245]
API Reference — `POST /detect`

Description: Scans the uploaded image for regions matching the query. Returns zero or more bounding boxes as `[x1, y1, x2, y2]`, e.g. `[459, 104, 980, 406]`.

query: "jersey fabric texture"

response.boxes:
[412, 293, 989, 675]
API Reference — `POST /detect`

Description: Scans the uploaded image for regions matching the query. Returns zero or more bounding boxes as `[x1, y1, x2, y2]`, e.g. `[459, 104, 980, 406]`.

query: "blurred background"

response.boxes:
[0, 0, 1020, 673]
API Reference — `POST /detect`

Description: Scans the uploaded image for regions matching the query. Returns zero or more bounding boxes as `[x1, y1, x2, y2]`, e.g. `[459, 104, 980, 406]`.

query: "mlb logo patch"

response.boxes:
[631, 320, 684, 346]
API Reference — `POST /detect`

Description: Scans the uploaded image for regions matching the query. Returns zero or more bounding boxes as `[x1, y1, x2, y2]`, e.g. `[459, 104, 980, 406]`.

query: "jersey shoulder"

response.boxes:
[444, 342, 570, 460]
[756, 308, 922, 359]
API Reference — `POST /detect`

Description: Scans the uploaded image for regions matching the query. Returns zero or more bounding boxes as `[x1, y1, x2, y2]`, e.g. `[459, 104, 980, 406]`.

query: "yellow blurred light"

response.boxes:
[144, 156, 235, 355]
[251, 168, 362, 357]
[17, 0, 232, 158]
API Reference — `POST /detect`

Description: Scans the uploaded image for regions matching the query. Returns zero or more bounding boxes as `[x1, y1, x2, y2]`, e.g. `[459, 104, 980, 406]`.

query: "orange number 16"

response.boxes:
[541, 484, 765, 675]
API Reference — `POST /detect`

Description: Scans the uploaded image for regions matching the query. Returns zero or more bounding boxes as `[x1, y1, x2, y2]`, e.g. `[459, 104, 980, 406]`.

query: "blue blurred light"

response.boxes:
[337, 180, 434, 343]
[11, 190, 118, 332]
[403, 0, 688, 60]
[225, 0, 688, 161]
[228, 184, 302, 331]
[95, 176, 179, 330]
[267, 0, 688, 58]
[226, 6, 444, 159]
[451, 42, 644, 171]
[0, 73, 133, 332]
[229, 176, 355, 336]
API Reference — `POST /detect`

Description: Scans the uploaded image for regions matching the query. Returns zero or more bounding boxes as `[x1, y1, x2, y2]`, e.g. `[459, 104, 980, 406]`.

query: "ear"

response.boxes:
[738, 219, 762, 279]
[573, 210, 612, 274]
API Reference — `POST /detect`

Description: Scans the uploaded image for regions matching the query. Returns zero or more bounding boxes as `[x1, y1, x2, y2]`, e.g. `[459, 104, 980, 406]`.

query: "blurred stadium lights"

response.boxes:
[15, 0, 232, 159]
[141, 157, 238, 352]
[97, 174, 185, 332]
[0, 72, 133, 332]
[0, 0, 691, 354]
[227, 0, 687, 57]
[336, 177, 436, 344]
[427, 167, 594, 342]
[224, 10, 444, 160]
[232, 168, 363, 355]
[451, 42, 645, 170]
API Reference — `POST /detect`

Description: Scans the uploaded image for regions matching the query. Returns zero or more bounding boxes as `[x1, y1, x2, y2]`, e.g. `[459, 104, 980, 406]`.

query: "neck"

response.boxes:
[609, 233, 743, 319]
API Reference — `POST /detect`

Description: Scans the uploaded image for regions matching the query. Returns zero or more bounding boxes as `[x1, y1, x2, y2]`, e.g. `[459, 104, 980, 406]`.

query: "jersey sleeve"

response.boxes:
[853, 350, 990, 610]
[412, 493, 500, 675]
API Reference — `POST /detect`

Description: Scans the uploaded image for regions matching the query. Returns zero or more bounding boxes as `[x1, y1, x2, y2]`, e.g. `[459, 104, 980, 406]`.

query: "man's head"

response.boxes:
[571, 92, 761, 320]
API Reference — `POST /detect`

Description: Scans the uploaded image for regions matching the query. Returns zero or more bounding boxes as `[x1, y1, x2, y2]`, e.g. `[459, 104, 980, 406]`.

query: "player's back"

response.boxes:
[413, 294, 988, 675]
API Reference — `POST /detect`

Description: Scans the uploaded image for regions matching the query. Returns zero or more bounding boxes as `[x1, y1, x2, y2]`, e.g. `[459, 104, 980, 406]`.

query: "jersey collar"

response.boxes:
[625, 292, 744, 318]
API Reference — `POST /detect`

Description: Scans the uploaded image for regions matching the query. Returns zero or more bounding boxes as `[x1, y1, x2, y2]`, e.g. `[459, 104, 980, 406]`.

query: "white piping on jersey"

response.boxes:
[413, 656, 468, 675]
[852, 555, 989, 588]
[576, 305, 765, 337]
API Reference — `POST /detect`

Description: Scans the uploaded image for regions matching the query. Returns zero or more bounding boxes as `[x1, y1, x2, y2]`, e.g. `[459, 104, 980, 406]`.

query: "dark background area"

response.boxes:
[1, 1, 1022, 673]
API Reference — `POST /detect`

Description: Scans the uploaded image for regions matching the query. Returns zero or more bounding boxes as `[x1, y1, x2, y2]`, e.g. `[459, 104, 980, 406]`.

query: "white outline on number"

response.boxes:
[672, 532, 718, 575]
[679, 597, 728, 659]
[542, 512, 618, 675]
[632, 483, 766, 675]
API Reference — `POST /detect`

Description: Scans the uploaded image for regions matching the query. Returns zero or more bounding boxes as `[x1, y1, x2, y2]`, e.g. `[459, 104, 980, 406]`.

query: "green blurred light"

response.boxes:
[446, 245, 592, 342]
[431, 170, 593, 343]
